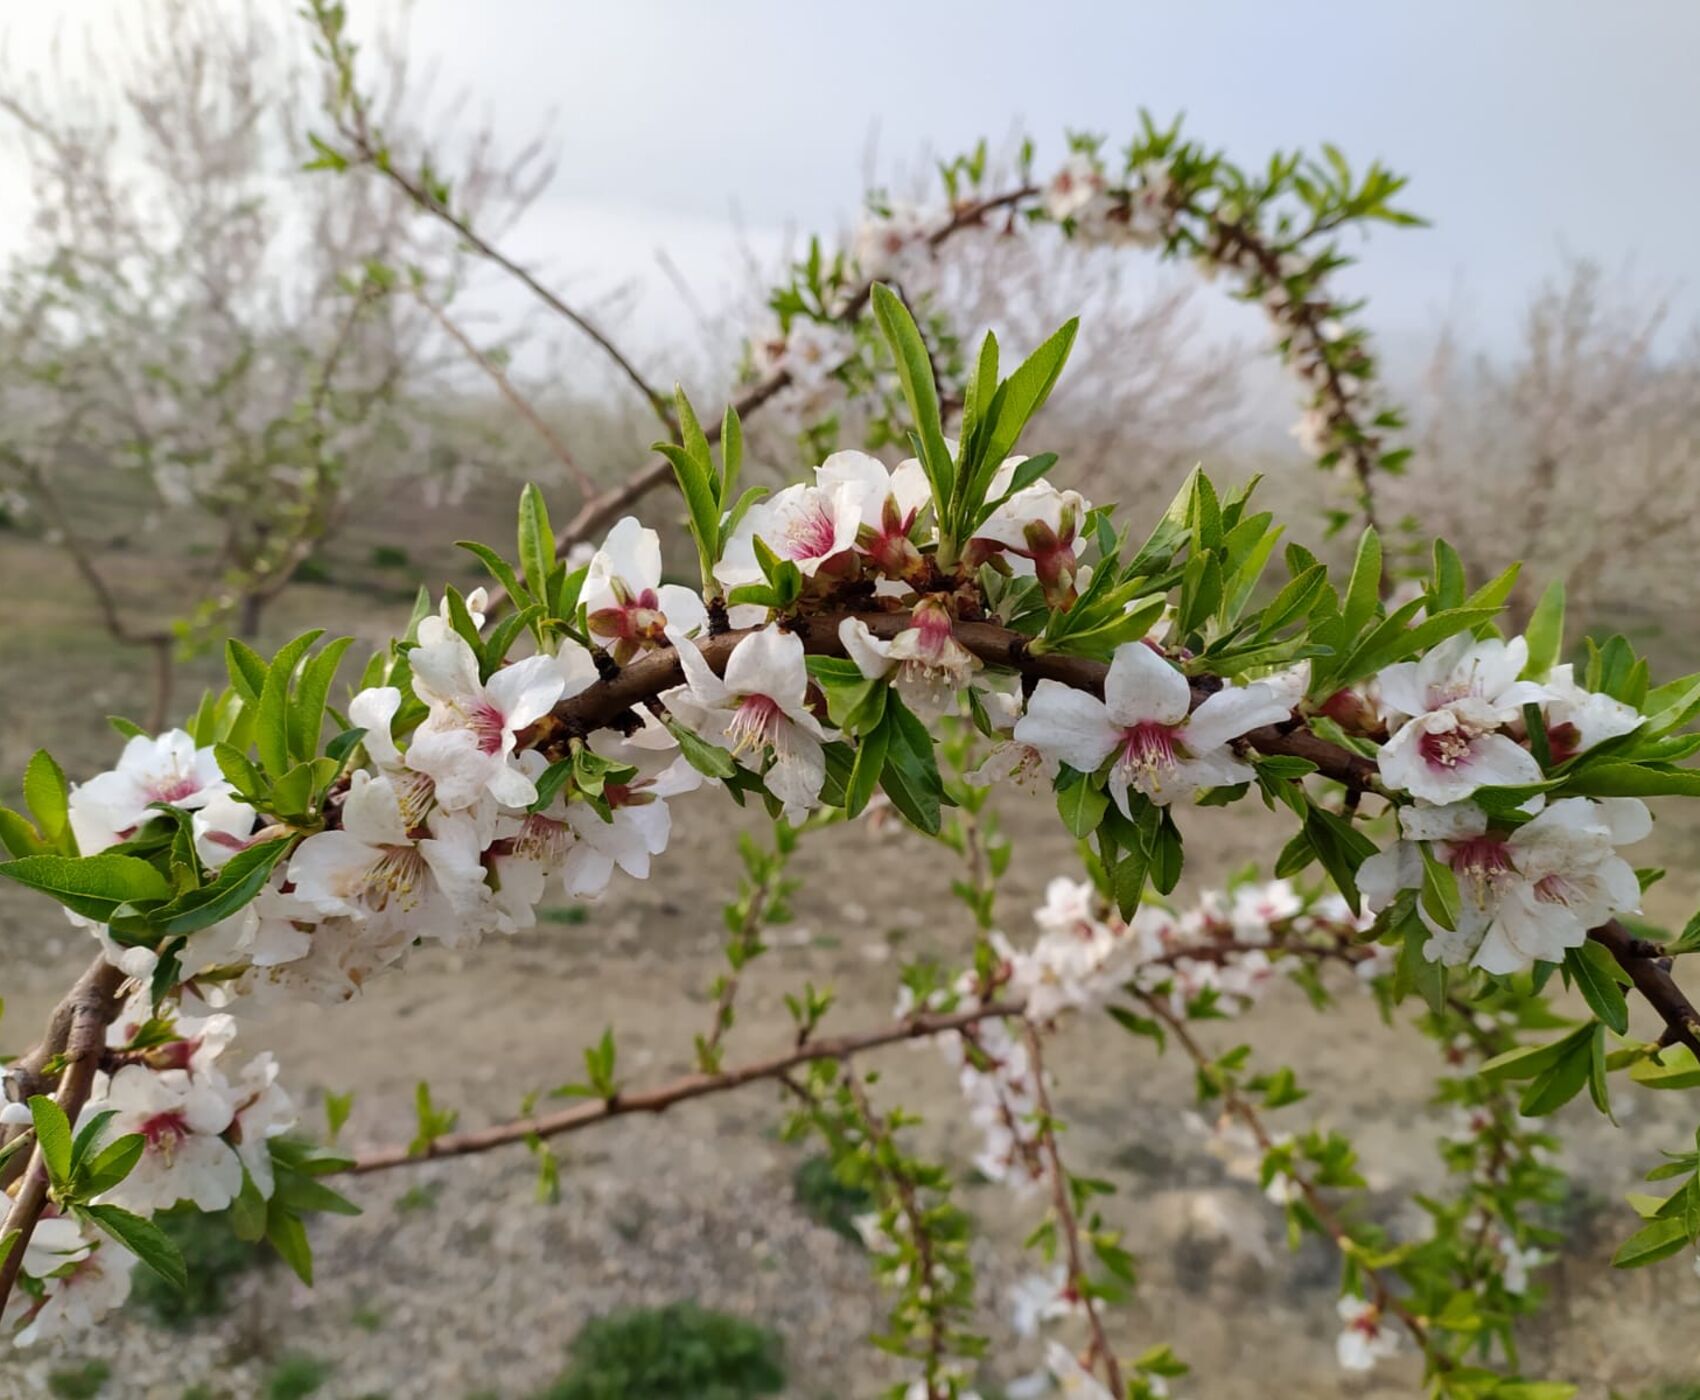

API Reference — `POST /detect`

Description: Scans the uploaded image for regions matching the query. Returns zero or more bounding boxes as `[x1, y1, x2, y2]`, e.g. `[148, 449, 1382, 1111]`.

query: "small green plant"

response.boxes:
[792, 1153, 874, 1242]
[370, 544, 411, 568]
[536, 1301, 786, 1400]
[127, 1207, 264, 1328]
[47, 1360, 110, 1399]
[264, 1353, 333, 1400]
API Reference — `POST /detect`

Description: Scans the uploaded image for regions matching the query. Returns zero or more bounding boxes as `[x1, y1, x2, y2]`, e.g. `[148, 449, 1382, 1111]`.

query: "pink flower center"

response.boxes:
[138, 1109, 190, 1153]
[1118, 721, 1182, 775]
[782, 500, 841, 562]
[727, 694, 782, 756]
[1450, 835, 1515, 903]
[508, 813, 573, 864]
[362, 845, 430, 912]
[1418, 726, 1474, 770]
[467, 700, 509, 756]
[1533, 872, 1578, 907]
[148, 774, 206, 804]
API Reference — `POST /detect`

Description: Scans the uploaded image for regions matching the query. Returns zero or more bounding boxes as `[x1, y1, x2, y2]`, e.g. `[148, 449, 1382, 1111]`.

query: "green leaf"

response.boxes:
[29, 1094, 73, 1188]
[1630, 1044, 1700, 1091]
[1341, 527, 1381, 640]
[255, 630, 324, 780]
[225, 640, 268, 705]
[0, 853, 171, 920]
[156, 837, 294, 937]
[662, 719, 738, 780]
[1611, 1214, 1691, 1268]
[869, 285, 955, 529]
[83, 1202, 188, 1291]
[844, 711, 892, 819]
[1563, 763, 1700, 798]
[69, 1109, 116, 1179]
[1519, 1031, 1594, 1116]
[1522, 580, 1565, 681]
[0, 806, 47, 859]
[230, 1167, 269, 1242]
[456, 540, 528, 607]
[878, 697, 944, 835]
[79, 1133, 145, 1197]
[22, 751, 70, 844]
[1419, 846, 1461, 932]
[265, 1204, 314, 1284]
[1566, 940, 1630, 1035]
[288, 636, 354, 764]
[972, 317, 1079, 514]
[1056, 773, 1109, 838]
[517, 483, 555, 606]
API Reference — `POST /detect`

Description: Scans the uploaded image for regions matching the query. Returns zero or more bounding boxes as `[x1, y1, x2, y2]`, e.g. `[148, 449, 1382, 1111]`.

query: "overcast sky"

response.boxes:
[4, 0, 1697, 366]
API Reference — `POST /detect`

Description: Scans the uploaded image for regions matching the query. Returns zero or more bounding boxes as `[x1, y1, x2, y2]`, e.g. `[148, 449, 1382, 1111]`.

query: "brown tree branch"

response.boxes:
[411, 284, 596, 500]
[1023, 1021, 1124, 1396]
[0, 959, 126, 1313]
[339, 1001, 1024, 1175]
[523, 611, 1384, 794]
[1136, 989, 1434, 1360]
[1589, 919, 1700, 1058]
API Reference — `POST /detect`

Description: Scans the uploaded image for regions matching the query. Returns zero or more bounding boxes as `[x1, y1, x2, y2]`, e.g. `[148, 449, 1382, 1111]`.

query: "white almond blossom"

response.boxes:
[839, 601, 981, 722]
[406, 622, 566, 811]
[1014, 640, 1293, 812]
[660, 625, 831, 823]
[1045, 1339, 1116, 1399]
[1376, 634, 1550, 804]
[348, 685, 437, 828]
[852, 203, 929, 280]
[86, 1061, 243, 1213]
[190, 791, 265, 870]
[973, 481, 1090, 604]
[815, 449, 931, 578]
[1044, 151, 1110, 222]
[560, 726, 702, 897]
[1539, 663, 1643, 762]
[229, 1052, 296, 1198]
[67, 729, 229, 853]
[581, 516, 708, 662]
[1358, 797, 1650, 972]
[287, 771, 493, 948]
[966, 683, 1059, 789]
[758, 317, 857, 392]
[3, 1230, 134, 1347]
[1335, 1295, 1400, 1372]
[1009, 1265, 1080, 1337]
[715, 478, 862, 591]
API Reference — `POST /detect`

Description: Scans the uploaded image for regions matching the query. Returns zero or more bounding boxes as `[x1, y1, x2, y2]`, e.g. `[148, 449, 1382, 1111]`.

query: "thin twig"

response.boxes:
[411, 284, 596, 499]
[1136, 990, 1434, 1360]
[1023, 1021, 1124, 1396]
[342, 1002, 1024, 1174]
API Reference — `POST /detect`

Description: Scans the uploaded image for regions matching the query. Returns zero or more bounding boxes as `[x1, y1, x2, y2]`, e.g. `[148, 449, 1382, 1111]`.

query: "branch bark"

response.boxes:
[340, 1001, 1023, 1174]
[0, 959, 126, 1312]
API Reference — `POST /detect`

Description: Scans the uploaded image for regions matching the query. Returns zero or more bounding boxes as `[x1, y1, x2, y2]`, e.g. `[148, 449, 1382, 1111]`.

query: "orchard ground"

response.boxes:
[5, 493, 1700, 1400]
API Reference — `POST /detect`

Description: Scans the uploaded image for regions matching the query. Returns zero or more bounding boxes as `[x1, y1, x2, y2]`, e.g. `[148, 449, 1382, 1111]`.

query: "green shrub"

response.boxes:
[47, 1360, 110, 1399]
[264, 1353, 333, 1400]
[537, 1301, 786, 1400]
[127, 1207, 264, 1327]
[792, 1153, 874, 1242]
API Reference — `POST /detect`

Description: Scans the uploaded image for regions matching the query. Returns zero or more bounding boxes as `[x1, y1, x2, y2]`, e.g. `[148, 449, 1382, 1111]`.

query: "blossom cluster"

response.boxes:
[909, 875, 1378, 1195]
[1352, 633, 1648, 972]
[1, 994, 293, 1345]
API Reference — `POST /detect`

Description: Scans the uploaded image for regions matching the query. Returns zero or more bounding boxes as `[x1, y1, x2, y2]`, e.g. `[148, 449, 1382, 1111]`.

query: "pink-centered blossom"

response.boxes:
[660, 625, 832, 824]
[1376, 635, 1550, 804]
[1014, 640, 1292, 812]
